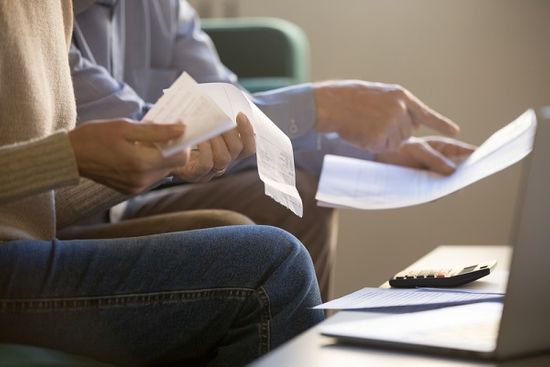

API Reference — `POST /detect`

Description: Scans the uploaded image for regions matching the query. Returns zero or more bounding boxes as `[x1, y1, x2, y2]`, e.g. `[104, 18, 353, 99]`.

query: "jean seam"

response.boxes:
[0, 287, 256, 313]
[253, 286, 271, 355]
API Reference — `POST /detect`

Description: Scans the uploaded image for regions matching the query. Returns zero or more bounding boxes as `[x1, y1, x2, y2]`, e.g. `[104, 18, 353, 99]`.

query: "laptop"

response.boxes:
[320, 107, 550, 360]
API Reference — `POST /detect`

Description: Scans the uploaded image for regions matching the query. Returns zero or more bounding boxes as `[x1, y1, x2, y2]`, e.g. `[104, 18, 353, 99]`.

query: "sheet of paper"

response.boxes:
[313, 287, 504, 310]
[143, 73, 236, 156]
[200, 83, 303, 217]
[316, 109, 537, 209]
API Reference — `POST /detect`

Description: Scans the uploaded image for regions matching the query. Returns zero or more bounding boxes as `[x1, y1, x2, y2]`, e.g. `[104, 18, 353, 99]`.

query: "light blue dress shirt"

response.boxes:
[70, 0, 372, 174]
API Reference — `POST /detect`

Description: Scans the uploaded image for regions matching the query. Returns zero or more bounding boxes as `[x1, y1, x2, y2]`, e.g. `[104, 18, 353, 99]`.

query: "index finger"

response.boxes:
[403, 91, 460, 136]
[125, 121, 186, 143]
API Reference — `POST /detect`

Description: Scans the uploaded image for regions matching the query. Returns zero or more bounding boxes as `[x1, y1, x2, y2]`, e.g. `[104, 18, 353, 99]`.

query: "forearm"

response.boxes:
[229, 84, 373, 176]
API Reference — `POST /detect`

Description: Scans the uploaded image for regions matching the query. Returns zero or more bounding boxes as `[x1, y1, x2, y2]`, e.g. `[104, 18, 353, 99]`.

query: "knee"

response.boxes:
[254, 226, 307, 257]
[253, 226, 319, 288]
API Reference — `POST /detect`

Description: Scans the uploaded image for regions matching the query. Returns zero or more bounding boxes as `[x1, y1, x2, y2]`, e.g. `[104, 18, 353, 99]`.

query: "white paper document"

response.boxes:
[313, 287, 503, 311]
[143, 73, 236, 157]
[199, 83, 303, 216]
[144, 73, 303, 216]
[316, 109, 537, 209]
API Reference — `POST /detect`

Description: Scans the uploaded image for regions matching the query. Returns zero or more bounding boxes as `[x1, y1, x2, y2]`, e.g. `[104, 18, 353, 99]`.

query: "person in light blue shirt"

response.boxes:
[67, 0, 475, 300]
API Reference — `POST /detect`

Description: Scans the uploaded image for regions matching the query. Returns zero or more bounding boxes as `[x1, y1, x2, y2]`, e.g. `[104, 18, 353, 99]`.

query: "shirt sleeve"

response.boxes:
[167, 0, 238, 84]
[70, 42, 150, 122]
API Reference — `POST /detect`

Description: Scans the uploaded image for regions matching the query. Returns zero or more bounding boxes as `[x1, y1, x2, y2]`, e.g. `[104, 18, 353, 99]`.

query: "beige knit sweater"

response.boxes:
[0, 1, 124, 241]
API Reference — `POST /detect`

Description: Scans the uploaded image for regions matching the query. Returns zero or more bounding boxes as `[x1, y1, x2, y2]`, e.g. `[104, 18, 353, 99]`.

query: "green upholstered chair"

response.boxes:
[0, 344, 115, 367]
[201, 17, 310, 92]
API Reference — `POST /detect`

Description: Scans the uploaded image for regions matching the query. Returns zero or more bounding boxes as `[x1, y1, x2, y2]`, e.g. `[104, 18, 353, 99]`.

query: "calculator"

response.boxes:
[389, 260, 497, 288]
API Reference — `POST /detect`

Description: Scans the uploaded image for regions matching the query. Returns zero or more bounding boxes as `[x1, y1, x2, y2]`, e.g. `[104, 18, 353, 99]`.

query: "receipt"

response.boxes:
[200, 83, 303, 217]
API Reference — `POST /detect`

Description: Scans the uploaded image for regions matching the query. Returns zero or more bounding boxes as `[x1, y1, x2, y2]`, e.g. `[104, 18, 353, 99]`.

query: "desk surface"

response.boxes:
[251, 245, 550, 367]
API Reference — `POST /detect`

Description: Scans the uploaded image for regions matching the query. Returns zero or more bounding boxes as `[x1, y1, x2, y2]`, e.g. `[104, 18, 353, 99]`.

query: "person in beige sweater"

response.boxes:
[0, 2, 323, 366]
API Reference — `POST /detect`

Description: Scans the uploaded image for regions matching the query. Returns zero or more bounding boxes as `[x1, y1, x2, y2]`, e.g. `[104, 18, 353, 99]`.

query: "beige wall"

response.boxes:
[195, 0, 550, 297]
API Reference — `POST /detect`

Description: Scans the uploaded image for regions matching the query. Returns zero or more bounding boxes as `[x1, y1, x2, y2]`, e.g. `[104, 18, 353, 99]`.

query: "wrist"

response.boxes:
[312, 82, 335, 133]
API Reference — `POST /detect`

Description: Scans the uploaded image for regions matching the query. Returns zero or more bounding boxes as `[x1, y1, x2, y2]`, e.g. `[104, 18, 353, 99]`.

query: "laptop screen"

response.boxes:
[496, 107, 550, 358]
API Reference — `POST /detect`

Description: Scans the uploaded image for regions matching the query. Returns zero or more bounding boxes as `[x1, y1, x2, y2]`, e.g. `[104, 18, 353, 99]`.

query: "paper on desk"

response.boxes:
[200, 83, 303, 217]
[316, 109, 537, 209]
[313, 287, 504, 311]
[143, 73, 236, 157]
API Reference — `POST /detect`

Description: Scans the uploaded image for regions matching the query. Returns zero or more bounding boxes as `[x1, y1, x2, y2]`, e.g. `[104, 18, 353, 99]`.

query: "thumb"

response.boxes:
[124, 122, 185, 143]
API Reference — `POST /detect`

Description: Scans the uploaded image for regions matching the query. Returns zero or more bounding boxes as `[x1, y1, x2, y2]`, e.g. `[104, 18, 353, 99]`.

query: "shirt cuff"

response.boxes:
[251, 83, 316, 139]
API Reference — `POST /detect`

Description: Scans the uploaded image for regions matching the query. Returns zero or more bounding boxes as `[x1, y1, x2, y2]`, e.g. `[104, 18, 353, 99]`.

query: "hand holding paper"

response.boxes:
[316, 110, 536, 209]
[143, 73, 237, 157]
[172, 112, 256, 183]
[374, 136, 477, 175]
[143, 72, 304, 216]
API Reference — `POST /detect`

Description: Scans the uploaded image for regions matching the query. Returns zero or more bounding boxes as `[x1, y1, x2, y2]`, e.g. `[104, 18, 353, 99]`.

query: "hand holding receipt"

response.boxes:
[144, 72, 303, 216]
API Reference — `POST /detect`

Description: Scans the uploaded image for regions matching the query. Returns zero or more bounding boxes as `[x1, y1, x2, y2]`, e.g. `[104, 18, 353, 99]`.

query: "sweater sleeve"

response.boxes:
[0, 131, 80, 206]
[55, 177, 128, 229]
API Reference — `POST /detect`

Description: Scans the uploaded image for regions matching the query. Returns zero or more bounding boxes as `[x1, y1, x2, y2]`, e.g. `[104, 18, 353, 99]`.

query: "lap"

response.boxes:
[122, 169, 338, 300]
[0, 225, 318, 366]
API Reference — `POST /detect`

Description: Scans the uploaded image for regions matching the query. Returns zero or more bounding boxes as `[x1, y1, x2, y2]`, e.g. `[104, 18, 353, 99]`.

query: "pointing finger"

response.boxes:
[403, 91, 460, 137]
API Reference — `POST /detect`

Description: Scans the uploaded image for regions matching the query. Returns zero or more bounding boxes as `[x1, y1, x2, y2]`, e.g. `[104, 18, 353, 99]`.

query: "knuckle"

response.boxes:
[388, 85, 406, 99]
[111, 119, 133, 135]
[228, 140, 243, 157]
[215, 152, 232, 168]
[115, 118, 133, 128]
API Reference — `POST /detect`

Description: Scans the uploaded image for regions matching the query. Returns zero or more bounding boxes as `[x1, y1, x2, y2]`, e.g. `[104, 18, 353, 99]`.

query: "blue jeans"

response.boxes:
[0, 225, 324, 366]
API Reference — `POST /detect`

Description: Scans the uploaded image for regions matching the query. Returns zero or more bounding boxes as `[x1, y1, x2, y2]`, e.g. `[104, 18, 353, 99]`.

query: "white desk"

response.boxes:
[251, 245, 550, 367]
